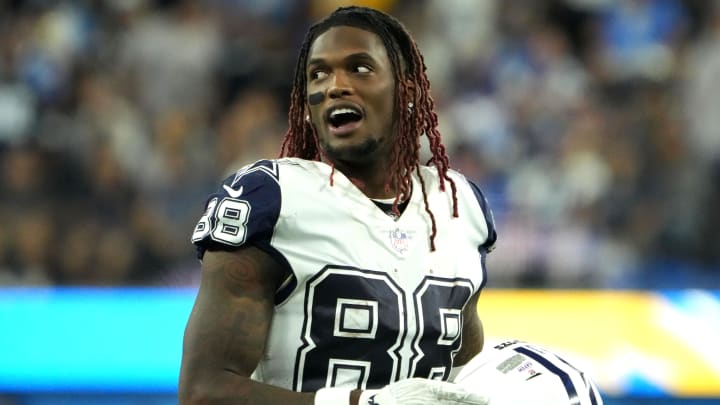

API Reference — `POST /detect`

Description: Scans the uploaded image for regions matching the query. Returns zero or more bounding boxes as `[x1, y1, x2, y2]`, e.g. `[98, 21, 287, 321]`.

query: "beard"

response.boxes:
[321, 137, 382, 166]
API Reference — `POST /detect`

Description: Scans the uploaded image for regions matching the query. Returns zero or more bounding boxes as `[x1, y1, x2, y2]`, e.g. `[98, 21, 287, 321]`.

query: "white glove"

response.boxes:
[359, 378, 489, 405]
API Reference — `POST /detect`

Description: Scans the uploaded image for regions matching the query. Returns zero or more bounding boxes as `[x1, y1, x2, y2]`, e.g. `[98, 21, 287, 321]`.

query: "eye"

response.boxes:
[310, 70, 328, 80]
[354, 64, 372, 74]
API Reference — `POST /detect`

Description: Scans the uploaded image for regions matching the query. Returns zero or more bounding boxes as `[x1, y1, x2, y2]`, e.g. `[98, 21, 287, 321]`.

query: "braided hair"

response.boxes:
[280, 6, 457, 251]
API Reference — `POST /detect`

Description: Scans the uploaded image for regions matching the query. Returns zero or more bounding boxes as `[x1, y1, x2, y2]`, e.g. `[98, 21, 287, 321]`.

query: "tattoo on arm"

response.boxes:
[179, 247, 313, 404]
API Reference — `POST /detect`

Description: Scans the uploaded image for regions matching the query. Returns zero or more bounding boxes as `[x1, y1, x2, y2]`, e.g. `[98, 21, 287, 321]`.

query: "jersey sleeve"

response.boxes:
[190, 160, 281, 260]
[466, 180, 498, 254]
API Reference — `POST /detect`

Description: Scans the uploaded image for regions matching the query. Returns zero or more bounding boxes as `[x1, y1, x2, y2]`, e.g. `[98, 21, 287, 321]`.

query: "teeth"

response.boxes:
[330, 107, 359, 117]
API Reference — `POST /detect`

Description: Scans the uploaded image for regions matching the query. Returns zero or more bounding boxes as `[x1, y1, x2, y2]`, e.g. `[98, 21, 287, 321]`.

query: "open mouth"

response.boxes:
[326, 105, 363, 133]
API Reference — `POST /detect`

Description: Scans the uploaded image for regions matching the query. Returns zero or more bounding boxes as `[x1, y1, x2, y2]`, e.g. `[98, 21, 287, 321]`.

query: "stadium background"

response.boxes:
[0, 0, 718, 404]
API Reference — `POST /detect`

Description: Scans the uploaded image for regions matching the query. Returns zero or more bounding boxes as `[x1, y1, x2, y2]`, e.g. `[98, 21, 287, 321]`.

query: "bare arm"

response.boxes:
[453, 292, 484, 367]
[178, 247, 315, 405]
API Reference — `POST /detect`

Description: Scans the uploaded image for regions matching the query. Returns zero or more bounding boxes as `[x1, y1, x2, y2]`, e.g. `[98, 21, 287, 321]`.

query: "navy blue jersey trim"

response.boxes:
[253, 241, 296, 306]
[479, 252, 488, 291]
[230, 159, 280, 187]
[256, 241, 297, 306]
[193, 160, 282, 259]
[466, 180, 497, 253]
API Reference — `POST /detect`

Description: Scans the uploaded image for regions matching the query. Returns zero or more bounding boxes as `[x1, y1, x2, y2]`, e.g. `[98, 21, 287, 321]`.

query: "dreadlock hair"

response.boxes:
[280, 6, 458, 251]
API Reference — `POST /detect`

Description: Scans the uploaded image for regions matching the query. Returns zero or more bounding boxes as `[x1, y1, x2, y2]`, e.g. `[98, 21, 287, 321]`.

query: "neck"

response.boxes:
[327, 157, 397, 199]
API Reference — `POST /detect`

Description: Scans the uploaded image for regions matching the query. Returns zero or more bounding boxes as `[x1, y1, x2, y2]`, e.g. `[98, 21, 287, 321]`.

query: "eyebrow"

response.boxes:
[307, 52, 377, 68]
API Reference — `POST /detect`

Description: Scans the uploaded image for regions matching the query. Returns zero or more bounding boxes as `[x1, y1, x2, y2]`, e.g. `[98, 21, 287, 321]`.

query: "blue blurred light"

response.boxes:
[0, 287, 197, 392]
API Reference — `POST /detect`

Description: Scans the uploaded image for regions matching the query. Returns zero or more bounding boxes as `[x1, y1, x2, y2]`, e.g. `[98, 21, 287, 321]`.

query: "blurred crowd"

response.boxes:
[0, 0, 718, 288]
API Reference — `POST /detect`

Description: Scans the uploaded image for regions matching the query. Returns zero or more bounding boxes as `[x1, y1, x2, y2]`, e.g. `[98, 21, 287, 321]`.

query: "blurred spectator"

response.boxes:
[595, 0, 687, 82]
[117, 0, 221, 117]
[684, 1, 720, 163]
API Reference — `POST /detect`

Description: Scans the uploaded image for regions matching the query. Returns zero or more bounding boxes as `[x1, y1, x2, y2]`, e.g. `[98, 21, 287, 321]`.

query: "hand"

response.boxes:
[359, 378, 489, 405]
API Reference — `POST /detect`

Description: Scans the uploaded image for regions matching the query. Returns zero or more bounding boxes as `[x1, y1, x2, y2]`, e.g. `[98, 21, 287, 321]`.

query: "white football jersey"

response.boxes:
[191, 158, 496, 392]
[454, 340, 603, 405]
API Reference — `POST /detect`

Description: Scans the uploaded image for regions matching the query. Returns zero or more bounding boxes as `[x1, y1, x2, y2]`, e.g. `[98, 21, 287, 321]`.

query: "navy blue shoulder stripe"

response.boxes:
[193, 159, 282, 260]
[467, 180, 498, 253]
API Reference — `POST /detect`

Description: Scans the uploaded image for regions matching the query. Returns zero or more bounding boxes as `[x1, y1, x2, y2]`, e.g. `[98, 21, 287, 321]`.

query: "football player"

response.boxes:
[179, 6, 496, 405]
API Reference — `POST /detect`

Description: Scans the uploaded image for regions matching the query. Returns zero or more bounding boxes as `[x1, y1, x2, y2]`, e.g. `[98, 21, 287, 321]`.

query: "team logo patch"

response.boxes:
[389, 228, 414, 253]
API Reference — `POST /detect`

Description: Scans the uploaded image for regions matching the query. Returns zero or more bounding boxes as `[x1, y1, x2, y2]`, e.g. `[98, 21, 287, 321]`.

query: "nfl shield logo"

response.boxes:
[389, 228, 412, 253]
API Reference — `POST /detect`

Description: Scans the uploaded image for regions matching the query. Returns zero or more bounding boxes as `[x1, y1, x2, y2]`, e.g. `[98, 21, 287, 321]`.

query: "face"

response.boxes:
[306, 26, 396, 165]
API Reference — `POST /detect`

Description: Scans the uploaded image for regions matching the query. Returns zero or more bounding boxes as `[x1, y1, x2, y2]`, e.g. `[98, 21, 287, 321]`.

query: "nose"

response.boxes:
[327, 71, 353, 99]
